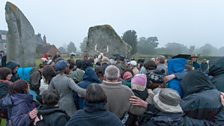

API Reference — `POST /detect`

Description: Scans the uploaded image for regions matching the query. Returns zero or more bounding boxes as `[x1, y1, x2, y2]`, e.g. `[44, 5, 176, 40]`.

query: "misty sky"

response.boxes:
[0, 0, 224, 49]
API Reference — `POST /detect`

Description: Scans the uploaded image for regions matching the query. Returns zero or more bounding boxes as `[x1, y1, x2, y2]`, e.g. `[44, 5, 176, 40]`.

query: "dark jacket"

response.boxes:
[6, 61, 20, 82]
[193, 61, 200, 70]
[143, 112, 214, 126]
[65, 102, 124, 126]
[36, 105, 69, 126]
[0, 80, 12, 99]
[0, 93, 36, 126]
[78, 67, 101, 109]
[180, 71, 224, 125]
[209, 57, 224, 92]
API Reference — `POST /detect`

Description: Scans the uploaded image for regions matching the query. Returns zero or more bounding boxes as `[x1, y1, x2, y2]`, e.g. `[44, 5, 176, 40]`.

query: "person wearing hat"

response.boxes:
[128, 60, 139, 75]
[48, 60, 86, 117]
[191, 54, 200, 70]
[130, 88, 214, 126]
[6, 61, 20, 82]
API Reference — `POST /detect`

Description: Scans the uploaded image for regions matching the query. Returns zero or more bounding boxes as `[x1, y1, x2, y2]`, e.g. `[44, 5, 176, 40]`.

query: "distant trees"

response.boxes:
[80, 37, 88, 53]
[137, 37, 159, 54]
[67, 41, 76, 53]
[198, 43, 218, 56]
[58, 47, 66, 53]
[122, 30, 137, 55]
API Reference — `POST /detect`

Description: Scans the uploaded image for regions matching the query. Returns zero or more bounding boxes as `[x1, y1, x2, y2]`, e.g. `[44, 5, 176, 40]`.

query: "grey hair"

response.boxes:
[104, 65, 120, 81]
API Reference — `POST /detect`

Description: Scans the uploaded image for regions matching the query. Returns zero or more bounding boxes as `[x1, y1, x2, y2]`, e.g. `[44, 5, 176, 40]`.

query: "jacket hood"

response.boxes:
[209, 57, 224, 76]
[6, 61, 19, 71]
[1, 93, 33, 107]
[168, 58, 187, 74]
[38, 105, 67, 115]
[181, 71, 215, 97]
[150, 112, 184, 126]
[83, 67, 101, 83]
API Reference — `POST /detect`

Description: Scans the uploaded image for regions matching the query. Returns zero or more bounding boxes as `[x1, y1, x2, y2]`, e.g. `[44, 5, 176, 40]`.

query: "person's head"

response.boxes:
[131, 74, 147, 91]
[55, 60, 69, 73]
[6, 61, 19, 74]
[95, 66, 105, 81]
[0, 67, 12, 81]
[122, 70, 134, 80]
[128, 60, 137, 68]
[153, 88, 183, 113]
[11, 80, 29, 94]
[191, 55, 198, 62]
[43, 65, 56, 84]
[104, 65, 120, 81]
[86, 84, 107, 103]
[144, 60, 157, 71]
[156, 55, 166, 65]
[42, 89, 60, 106]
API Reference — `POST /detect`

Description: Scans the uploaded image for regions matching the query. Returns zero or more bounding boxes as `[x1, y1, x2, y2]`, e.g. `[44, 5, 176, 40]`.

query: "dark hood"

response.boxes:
[38, 105, 67, 115]
[209, 57, 224, 76]
[11, 93, 33, 105]
[83, 67, 101, 83]
[181, 71, 215, 97]
[1, 93, 33, 107]
[6, 61, 19, 71]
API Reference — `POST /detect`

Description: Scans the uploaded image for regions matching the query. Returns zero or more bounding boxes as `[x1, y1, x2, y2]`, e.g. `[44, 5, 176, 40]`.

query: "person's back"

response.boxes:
[36, 90, 69, 126]
[100, 81, 134, 118]
[181, 71, 224, 124]
[66, 84, 123, 126]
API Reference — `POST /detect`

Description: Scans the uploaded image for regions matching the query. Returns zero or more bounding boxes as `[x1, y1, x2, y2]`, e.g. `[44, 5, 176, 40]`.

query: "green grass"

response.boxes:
[0, 119, 7, 126]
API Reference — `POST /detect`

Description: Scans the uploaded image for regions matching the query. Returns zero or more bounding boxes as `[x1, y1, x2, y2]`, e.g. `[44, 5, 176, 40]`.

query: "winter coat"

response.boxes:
[100, 81, 146, 118]
[6, 62, 20, 82]
[143, 112, 214, 126]
[65, 102, 124, 126]
[193, 61, 200, 70]
[77, 67, 101, 109]
[36, 105, 69, 126]
[132, 89, 148, 101]
[167, 58, 187, 97]
[180, 71, 224, 125]
[209, 57, 224, 92]
[69, 68, 84, 83]
[0, 80, 12, 99]
[0, 93, 36, 126]
[49, 74, 86, 117]
[17, 67, 33, 82]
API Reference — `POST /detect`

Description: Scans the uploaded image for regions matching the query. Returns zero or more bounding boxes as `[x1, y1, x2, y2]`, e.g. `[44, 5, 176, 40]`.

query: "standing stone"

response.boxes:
[86, 25, 131, 57]
[5, 2, 37, 67]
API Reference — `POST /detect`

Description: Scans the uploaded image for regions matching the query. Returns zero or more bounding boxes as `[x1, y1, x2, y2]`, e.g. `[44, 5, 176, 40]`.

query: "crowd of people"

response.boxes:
[0, 52, 224, 126]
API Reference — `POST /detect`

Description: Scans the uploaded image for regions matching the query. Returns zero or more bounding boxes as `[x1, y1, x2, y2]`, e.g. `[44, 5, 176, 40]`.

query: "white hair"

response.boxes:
[104, 65, 120, 81]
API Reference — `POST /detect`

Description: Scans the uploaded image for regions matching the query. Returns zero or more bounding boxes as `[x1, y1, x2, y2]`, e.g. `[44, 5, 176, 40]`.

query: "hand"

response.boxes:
[163, 74, 175, 83]
[29, 108, 38, 120]
[220, 92, 224, 106]
[129, 96, 148, 109]
[34, 115, 43, 126]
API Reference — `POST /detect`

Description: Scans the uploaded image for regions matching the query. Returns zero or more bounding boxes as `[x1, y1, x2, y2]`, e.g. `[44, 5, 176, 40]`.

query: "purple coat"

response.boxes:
[0, 93, 36, 126]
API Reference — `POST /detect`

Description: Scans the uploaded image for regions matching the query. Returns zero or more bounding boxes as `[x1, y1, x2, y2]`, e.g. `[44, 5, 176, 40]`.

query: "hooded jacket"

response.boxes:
[0, 93, 36, 126]
[65, 102, 124, 126]
[6, 61, 20, 82]
[209, 57, 224, 92]
[180, 71, 224, 125]
[77, 67, 101, 109]
[143, 112, 214, 126]
[36, 105, 69, 126]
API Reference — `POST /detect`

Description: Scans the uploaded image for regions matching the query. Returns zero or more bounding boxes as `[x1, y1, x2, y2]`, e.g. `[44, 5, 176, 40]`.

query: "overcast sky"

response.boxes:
[0, 0, 224, 49]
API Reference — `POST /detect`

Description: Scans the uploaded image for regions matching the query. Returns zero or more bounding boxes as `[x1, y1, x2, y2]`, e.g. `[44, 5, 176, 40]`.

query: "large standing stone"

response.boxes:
[86, 25, 131, 57]
[5, 2, 37, 67]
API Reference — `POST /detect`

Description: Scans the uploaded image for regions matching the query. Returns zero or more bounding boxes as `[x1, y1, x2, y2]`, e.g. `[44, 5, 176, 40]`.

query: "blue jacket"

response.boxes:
[167, 58, 187, 97]
[77, 67, 101, 109]
[17, 67, 33, 82]
[66, 102, 124, 126]
[0, 93, 36, 126]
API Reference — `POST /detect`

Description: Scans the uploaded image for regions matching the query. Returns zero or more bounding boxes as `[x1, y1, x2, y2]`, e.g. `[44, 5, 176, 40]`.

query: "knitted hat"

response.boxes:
[55, 60, 68, 71]
[131, 74, 147, 91]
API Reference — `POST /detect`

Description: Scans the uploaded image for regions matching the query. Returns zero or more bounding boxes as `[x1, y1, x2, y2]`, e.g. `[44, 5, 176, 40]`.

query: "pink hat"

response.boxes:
[123, 71, 133, 80]
[131, 74, 147, 91]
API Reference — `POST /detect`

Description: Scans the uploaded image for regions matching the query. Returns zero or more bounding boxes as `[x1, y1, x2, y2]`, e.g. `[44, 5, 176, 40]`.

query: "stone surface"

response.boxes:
[5, 2, 37, 67]
[86, 25, 131, 57]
